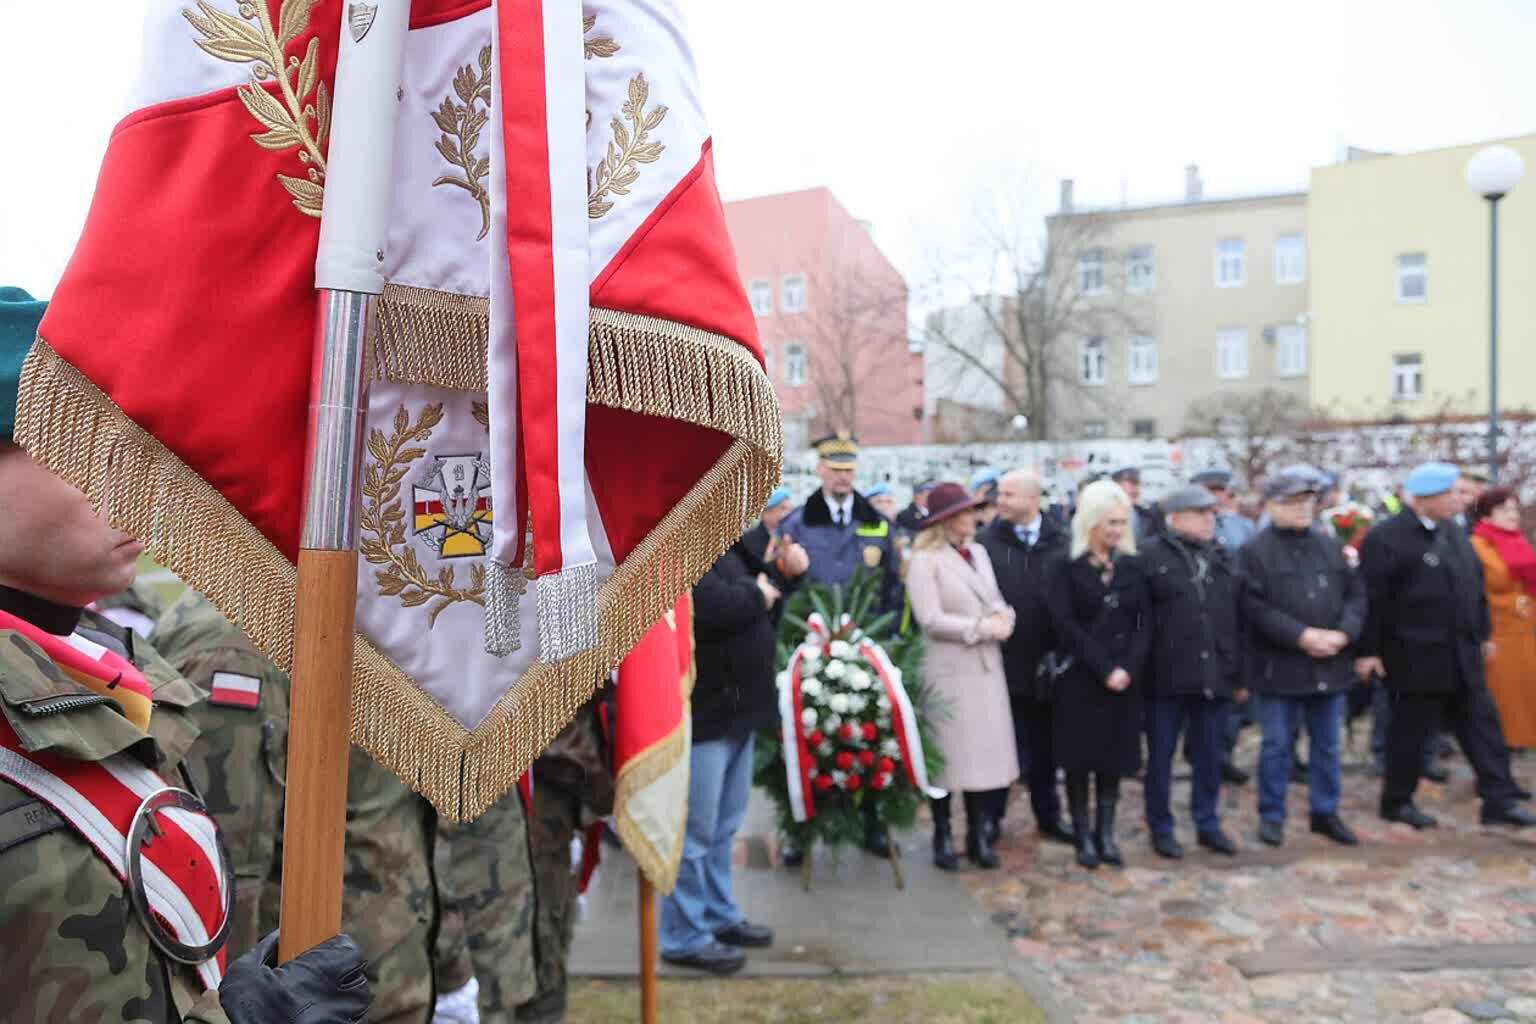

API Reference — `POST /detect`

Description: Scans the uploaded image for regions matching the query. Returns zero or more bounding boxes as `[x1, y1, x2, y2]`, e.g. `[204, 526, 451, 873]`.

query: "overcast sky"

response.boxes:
[3, 0, 1534, 297]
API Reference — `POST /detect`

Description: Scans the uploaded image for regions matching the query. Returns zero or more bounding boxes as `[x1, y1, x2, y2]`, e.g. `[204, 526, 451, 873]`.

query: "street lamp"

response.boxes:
[1465, 144, 1525, 482]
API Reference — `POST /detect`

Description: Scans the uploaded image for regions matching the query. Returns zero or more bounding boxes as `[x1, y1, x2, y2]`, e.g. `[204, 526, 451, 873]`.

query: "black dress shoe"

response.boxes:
[1481, 804, 1536, 828]
[864, 829, 892, 859]
[1381, 803, 1438, 829]
[1422, 763, 1450, 784]
[1150, 832, 1184, 860]
[1220, 762, 1250, 786]
[780, 844, 804, 868]
[716, 921, 773, 948]
[1310, 813, 1359, 845]
[662, 941, 746, 976]
[1197, 829, 1238, 856]
[1258, 820, 1285, 847]
[1514, 785, 1534, 801]
[1038, 820, 1076, 845]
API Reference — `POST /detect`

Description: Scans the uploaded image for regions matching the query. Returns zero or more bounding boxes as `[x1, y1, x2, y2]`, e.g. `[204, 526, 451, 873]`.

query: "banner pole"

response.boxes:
[639, 872, 659, 1024]
[278, 0, 410, 963]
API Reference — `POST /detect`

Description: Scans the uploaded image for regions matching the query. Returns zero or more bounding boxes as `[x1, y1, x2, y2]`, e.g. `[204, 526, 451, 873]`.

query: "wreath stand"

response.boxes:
[797, 828, 905, 893]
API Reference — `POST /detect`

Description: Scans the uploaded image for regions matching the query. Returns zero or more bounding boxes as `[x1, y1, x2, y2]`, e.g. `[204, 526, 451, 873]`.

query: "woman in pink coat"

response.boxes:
[907, 482, 1019, 870]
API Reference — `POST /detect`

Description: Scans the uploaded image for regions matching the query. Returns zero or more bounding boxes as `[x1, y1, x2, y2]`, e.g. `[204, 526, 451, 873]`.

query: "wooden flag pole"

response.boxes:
[278, 2, 410, 963]
[639, 873, 659, 1024]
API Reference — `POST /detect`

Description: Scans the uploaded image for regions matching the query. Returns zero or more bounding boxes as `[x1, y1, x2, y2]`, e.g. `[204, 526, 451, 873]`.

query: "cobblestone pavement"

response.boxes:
[965, 733, 1536, 1023]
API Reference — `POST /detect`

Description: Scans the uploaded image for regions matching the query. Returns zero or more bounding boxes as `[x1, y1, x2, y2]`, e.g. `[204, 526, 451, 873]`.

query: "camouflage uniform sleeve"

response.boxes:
[184, 989, 232, 1023]
[0, 780, 222, 1023]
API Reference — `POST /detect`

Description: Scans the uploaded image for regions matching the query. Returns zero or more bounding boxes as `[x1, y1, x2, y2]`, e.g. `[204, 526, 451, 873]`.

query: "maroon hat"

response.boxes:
[924, 482, 982, 526]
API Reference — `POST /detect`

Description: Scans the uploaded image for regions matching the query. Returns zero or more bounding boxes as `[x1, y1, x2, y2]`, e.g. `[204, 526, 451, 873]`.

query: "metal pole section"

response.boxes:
[300, 290, 373, 551]
[1489, 198, 1501, 484]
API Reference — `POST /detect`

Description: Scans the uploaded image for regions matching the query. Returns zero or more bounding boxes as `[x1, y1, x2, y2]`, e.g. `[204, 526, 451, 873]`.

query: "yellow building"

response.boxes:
[1309, 134, 1536, 419]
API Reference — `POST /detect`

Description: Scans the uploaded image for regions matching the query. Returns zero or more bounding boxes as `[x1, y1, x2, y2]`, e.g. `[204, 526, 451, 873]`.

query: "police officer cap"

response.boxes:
[812, 431, 858, 468]
[1110, 465, 1141, 483]
[1263, 473, 1319, 502]
[1161, 485, 1219, 513]
[1404, 462, 1460, 498]
[0, 286, 45, 443]
[1190, 467, 1232, 487]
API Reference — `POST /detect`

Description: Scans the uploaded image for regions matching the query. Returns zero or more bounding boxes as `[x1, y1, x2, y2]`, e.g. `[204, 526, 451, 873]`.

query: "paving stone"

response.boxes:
[1504, 998, 1536, 1018]
[1459, 1002, 1513, 1021]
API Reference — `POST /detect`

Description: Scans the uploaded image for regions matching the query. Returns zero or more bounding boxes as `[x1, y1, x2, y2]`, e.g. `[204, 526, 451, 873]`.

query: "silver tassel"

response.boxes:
[537, 561, 599, 662]
[483, 559, 523, 657]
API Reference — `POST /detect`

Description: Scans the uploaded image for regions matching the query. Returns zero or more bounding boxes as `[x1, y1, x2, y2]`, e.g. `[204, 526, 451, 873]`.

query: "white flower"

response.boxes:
[847, 668, 871, 690]
[829, 640, 855, 660]
[828, 693, 850, 715]
[832, 770, 847, 785]
[800, 677, 823, 698]
[800, 708, 817, 729]
[823, 659, 847, 680]
[881, 739, 901, 758]
[818, 741, 835, 757]
[876, 694, 891, 711]
[825, 714, 842, 731]
[849, 695, 869, 715]
[877, 714, 891, 729]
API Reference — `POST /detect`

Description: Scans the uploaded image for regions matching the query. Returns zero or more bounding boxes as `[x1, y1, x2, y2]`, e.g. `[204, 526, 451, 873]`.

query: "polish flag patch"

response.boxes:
[208, 671, 261, 710]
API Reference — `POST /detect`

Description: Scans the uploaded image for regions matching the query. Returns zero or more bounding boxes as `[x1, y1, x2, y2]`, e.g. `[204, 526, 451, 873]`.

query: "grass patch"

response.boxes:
[567, 974, 1044, 1024]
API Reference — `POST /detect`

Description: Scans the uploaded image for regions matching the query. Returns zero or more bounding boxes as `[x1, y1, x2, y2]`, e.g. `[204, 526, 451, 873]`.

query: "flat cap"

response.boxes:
[1161, 485, 1219, 513]
[1263, 473, 1319, 502]
[1190, 467, 1232, 487]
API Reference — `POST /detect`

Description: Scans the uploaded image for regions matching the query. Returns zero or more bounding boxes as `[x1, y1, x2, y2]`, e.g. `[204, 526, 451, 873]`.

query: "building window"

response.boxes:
[1127, 335, 1158, 385]
[1215, 238, 1246, 287]
[1392, 353, 1423, 400]
[762, 343, 774, 383]
[748, 279, 773, 316]
[1080, 336, 1107, 385]
[1396, 253, 1427, 303]
[1217, 328, 1249, 379]
[784, 342, 807, 387]
[1081, 420, 1107, 439]
[1275, 324, 1307, 377]
[1077, 249, 1105, 295]
[1274, 234, 1306, 284]
[1127, 245, 1156, 293]
[1131, 418, 1156, 438]
[781, 274, 807, 313]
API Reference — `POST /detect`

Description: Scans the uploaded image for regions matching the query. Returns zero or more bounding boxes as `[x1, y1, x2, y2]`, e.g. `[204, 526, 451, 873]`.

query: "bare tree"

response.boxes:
[801, 261, 914, 442]
[917, 183, 1146, 441]
[1182, 387, 1315, 487]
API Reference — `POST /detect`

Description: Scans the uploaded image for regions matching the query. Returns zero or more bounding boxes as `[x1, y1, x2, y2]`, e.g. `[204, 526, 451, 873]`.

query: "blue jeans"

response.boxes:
[1258, 692, 1345, 823]
[660, 732, 753, 956]
[1144, 697, 1226, 836]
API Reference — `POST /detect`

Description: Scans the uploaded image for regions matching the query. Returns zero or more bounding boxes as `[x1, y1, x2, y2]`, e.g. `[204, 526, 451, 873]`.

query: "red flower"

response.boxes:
[806, 730, 823, 746]
[870, 773, 890, 790]
[837, 724, 855, 742]
[858, 750, 876, 768]
[861, 723, 878, 742]
[844, 773, 862, 790]
[878, 757, 896, 774]
[814, 775, 833, 791]
[835, 751, 854, 770]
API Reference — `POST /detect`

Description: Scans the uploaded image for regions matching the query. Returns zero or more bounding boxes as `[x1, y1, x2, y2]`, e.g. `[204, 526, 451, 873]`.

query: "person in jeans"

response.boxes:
[660, 532, 783, 974]
[1237, 473, 1366, 847]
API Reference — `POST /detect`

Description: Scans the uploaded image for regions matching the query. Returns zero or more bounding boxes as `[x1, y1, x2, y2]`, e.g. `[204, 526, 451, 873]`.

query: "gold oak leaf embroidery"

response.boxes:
[360, 403, 488, 627]
[583, 15, 619, 59]
[588, 73, 668, 220]
[184, 0, 331, 217]
[431, 44, 493, 241]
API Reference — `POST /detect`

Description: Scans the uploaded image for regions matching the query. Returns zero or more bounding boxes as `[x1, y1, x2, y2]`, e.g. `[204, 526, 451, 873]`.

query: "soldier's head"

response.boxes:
[996, 469, 1043, 526]
[1456, 472, 1487, 514]
[1263, 474, 1319, 532]
[865, 482, 898, 520]
[1404, 462, 1462, 524]
[812, 432, 858, 502]
[0, 288, 145, 606]
[761, 486, 793, 533]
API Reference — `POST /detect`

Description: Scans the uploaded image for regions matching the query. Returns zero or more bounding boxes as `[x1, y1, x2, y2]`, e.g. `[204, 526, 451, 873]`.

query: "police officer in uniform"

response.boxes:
[1357, 462, 1536, 830]
[0, 289, 369, 1023]
[1139, 486, 1243, 859]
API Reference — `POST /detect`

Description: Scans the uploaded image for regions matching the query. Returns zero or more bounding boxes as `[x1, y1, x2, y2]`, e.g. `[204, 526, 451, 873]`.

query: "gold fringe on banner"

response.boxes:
[18, 304, 781, 822]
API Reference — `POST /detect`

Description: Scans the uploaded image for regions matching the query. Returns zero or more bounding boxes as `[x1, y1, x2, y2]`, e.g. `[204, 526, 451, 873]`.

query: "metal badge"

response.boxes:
[349, 2, 379, 42]
[1424, 552, 1441, 568]
[126, 788, 235, 966]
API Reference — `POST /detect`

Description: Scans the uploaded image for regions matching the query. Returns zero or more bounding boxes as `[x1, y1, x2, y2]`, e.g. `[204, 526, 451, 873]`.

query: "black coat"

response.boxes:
[690, 539, 780, 743]
[977, 515, 1070, 697]
[1140, 533, 1243, 701]
[1357, 511, 1491, 695]
[1236, 525, 1367, 697]
[738, 521, 802, 625]
[1044, 554, 1151, 776]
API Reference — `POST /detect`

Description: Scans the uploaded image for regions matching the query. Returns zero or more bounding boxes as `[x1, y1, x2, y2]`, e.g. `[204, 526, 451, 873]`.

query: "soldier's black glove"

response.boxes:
[219, 930, 372, 1023]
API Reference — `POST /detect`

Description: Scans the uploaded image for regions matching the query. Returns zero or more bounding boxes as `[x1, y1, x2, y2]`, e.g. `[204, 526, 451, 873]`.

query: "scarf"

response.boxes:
[1473, 520, 1536, 596]
[0, 607, 154, 730]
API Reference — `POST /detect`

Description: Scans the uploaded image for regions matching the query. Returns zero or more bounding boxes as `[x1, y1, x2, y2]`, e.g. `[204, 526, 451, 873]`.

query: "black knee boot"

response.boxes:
[963, 791, 1000, 868]
[1066, 773, 1099, 869]
[931, 795, 958, 871]
[1095, 775, 1123, 867]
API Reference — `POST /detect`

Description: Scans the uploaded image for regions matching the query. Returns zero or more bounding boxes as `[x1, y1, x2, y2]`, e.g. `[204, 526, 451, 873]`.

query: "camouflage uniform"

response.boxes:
[516, 703, 613, 1024]
[153, 591, 439, 1023]
[0, 609, 230, 1023]
[435, 785, 538, 1022]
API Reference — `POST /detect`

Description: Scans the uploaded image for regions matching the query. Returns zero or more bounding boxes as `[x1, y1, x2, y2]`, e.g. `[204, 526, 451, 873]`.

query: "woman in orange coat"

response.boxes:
[1471, 487, 1536, 749]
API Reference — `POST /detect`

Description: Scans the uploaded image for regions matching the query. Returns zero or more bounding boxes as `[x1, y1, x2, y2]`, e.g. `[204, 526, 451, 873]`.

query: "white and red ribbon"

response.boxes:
[0, 722, 228, 990]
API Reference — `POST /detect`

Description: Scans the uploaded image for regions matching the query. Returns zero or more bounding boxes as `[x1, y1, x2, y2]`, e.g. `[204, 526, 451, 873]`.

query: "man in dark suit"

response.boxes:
[1356, 462, 1536, 830]
[1111, 466, 1158, 544]
[978, 468, 1073, 844]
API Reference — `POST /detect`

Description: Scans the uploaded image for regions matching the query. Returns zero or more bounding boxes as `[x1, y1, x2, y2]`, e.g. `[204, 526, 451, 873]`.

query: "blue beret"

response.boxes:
[1404, 462, 1459, 498]
[865, 482, 891, 499]
[0, 287, 45, 443]
[764, 485, 792, 510]
[969, 467, 1000, 489]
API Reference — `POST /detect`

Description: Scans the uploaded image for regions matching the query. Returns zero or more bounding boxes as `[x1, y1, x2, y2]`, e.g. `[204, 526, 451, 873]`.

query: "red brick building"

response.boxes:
[724, 188, 922, 448]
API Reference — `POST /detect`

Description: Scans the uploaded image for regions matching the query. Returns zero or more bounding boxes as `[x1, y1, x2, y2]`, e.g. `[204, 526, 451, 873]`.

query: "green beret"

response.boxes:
[0, 286, 45, 443]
